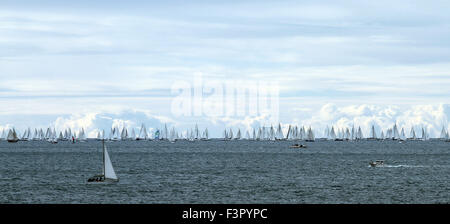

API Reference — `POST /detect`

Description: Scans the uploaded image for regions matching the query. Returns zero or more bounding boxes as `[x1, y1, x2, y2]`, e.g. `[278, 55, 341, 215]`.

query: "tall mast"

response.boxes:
[102, 139, 106, 177]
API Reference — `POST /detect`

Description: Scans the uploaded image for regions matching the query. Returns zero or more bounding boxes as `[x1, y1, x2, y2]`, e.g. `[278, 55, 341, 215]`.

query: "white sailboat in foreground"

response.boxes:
[87, 140, 119, 183]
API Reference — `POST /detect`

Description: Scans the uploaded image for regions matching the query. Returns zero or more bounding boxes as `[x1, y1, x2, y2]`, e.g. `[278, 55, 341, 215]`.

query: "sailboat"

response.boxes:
[137, 124, 148, 140]
[275, 123, 284, 140]
[201, 128, 209, 141]
[21, 128, 30, 141]
[194, 124, 199, 140]
[78, 128, 87, 142]
[7, 129, 19, 143]
[344, 128, 351, 140]
[235, 129, 242, 140]
[392, 124, 400, 140]
[169, 127, 177, 143]
[440, 126, 447, 140]
[306, 126, 315, 142]
[48, 128, 58, 144]
[356, 126, 363, 140]
[420, 127, 427, 141]
[368, 125, 377, 140]
[245, 130, 250, 140]
[407, 127, 417, 140]
[400, 128, 406, 141]
[87, 140, 119, 183]
[130, 129, 136, 140]
[0, 129, 6, 140]
[329, 126, 337, 141]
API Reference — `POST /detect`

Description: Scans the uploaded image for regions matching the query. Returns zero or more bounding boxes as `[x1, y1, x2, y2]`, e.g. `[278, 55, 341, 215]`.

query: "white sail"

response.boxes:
[421, 127, 427, 140]
[114, 127, 120, 140]
[337, 128, 343, 139]
[236, 129, 241, 140]
[138, 124, 148, 140]
[386, 128, 392, 139]
[269, 126, 275, 141]
[357, 126, 363, 140]
[370, 125, 377, 139]
[410, 127, 416, 139]
[189, 128, 195, 140]
[285, 125, 292, 140]
[21, 128, 28, 140]
[120, 127, 128, 140]
[0, 130, 5, 140]
[103, 143, 118, 180]
[393, 124, 400, 140]
[324, 126, 329, 139]
[45, 127, 51, 139]
[306, 126, 315, 141]
[169, 127, 176, 142]
[400, 128, 406, 140]
[293, 126, 299, 140]
[194, 124, 199, 140]
[78, 128, 87, 141]
[301, 126, 307, 140]
[202, 128, 209, 140]
[7, 129, 19, 141]
[351, 125, 355, 140]
[32, 128, 38, 140]
[345, 128, 351, 140]
[329, 127, 336, 140]
[163, 124, 169, 140]
[26, 128, 31, 140]
[440, 126, 447, 139]
[276, 123, 284, 140]
[245, 130, 250, 140]
[256, 128, 261, 140]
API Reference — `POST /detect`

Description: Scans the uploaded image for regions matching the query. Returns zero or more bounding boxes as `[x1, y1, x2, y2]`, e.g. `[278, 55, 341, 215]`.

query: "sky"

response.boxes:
[0, 0, 450, 137]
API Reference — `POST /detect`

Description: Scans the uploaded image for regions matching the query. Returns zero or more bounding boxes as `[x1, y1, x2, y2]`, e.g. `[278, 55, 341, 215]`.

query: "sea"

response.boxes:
[0, 139, 449, 204]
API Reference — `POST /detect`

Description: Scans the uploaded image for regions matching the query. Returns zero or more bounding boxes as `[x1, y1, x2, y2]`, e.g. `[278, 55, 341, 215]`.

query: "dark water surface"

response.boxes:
[0, 139, 449, 203]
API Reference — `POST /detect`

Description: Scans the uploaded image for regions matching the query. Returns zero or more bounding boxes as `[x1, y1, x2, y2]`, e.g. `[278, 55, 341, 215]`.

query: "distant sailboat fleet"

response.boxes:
[1, 123, 449, 143]
[322, 124, 439, 141]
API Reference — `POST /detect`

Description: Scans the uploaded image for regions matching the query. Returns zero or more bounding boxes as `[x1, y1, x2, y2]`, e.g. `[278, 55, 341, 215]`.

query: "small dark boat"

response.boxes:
[369, 160, 385, 167]
[290, 143, 307, 149]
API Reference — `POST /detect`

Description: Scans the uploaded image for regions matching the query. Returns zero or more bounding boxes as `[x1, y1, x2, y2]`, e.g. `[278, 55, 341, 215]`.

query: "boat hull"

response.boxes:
[87, 175, 119, 183]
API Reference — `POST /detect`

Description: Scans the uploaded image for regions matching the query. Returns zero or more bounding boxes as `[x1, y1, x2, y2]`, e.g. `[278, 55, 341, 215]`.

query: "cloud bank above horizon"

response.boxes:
[1, 103, 449, 138]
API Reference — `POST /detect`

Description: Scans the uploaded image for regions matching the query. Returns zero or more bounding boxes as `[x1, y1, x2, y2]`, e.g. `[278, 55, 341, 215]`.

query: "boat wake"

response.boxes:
[368, 164, 427, 168]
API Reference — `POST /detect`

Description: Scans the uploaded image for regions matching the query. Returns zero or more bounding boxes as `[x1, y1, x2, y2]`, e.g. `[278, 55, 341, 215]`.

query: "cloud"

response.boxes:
[1, 103, 449, 138]
[51, 109, 174, 138]
[304, 103, 450, 137]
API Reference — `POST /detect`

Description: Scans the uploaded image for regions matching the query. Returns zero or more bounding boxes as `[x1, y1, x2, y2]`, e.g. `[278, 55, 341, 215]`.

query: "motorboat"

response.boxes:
[369, 160, 385, 167]
[290, 143, 307, 149]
